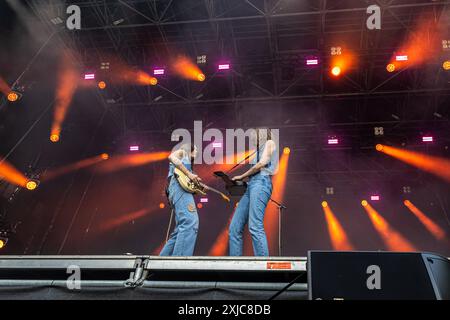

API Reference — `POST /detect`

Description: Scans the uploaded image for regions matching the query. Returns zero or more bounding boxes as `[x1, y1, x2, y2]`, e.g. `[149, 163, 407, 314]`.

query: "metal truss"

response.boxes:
[21, 0, 450, 183]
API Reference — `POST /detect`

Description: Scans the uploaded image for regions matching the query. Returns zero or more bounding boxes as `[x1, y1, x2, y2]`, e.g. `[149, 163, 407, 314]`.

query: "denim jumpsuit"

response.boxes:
[160, 156, 199, 256]
[229, 143, 277, 256]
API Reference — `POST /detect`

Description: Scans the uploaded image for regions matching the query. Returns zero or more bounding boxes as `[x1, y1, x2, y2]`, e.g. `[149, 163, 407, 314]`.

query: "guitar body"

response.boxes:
[173, 168, 230, 202]
[173, 168, 206, 195]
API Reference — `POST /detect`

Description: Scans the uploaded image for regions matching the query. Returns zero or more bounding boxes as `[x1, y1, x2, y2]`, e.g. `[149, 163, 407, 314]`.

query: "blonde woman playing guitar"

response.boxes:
[159, 144, 202, 256]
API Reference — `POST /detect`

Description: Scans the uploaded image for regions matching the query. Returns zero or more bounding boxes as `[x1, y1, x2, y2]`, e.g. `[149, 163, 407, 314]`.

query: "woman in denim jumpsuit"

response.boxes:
[228, 129, 277, 256]
[160, 144, 202, 256]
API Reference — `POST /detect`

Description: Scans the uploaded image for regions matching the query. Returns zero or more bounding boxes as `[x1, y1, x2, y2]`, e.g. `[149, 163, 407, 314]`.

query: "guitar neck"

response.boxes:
[200, 183, 230, 202]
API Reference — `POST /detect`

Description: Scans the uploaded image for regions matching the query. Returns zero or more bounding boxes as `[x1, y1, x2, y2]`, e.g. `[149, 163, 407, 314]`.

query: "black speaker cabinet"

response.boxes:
[308, 251, 450, 300]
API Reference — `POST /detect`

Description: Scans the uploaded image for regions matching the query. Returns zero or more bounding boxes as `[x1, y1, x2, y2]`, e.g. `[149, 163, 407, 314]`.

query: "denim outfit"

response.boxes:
[160, 156, 199, 256]
[229, 143, 276, 256]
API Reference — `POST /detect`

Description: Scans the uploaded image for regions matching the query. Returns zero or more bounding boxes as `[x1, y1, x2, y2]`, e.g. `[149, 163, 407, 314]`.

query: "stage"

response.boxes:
[0, 255, 308, 300]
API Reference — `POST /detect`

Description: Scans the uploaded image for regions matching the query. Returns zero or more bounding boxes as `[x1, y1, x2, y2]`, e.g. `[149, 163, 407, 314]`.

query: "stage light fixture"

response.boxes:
[403, 186, 411, 194]
[321, 201, 328, 208]
[422, 136, 434, 142]
[326, 187, 334, 195]
[283, 147, 291, 154]
[129, 145, 139, 152]
[0, 237, 7, 249]
[200, 198, 208, 203]
[328, 137, 339, 145]
[153, 68, 165, 76]
[443, 61, 450, 70]
[50, 134, 60, 143]
[395, 55, 408, 61]
[98, 81, 106, 90]
[306, 58, 319, 66]
[7, 91, 20, 102]
[100, 62, 110, 70]
[374, 127, 384, 136]
[386, 63, 396, 72]
[197, 203, 203, 209]
[370, 195, 380, 201]
[330, 46, 342, 56]
[197, 55, 207, 64]
[331, 66, 341, 76]
[149, 77, 158, 86]
[361, 200, 368, 207]
[84, 73, 95, 80]
[26, 179, 39, 191]
[442, 40, 449, 51]
[101, 153, 109, 160]
[218, 63, 230, 70]
[197, 73, 206, 81]
[376, 144, 384, 152]
[159, 202, 165, 209]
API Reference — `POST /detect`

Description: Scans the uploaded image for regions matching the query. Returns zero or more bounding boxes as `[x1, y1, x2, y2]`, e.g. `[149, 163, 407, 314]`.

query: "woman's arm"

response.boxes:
[232, 140, 276, 181]
[168, 149, 201, 183]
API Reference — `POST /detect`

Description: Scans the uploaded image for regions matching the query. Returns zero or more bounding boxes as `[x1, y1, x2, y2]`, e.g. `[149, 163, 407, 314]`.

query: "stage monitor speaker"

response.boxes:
[307, 251, 449, 300]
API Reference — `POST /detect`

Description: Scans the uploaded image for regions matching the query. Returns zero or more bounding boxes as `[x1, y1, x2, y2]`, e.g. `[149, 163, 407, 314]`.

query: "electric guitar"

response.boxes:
[173, 168, 230, 202]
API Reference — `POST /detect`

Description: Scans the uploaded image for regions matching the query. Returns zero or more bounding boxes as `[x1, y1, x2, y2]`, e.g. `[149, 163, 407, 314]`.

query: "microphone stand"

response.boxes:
[269, 198, 287, 256]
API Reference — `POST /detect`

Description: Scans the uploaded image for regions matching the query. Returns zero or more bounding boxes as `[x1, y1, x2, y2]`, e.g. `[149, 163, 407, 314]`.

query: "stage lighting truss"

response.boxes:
[330, 46, 342, 56]
[374, 127, 384, 136]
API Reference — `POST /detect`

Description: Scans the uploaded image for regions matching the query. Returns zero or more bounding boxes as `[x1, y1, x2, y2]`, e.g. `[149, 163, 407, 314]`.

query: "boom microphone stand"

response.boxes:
[269, 198, 287, 256]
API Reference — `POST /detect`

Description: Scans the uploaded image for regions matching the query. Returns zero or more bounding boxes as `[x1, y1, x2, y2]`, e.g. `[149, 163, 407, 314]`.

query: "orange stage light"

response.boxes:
[197, 203, 203, 209]
[375, 144, 384, 152]
[197, 73, 206, 82]
[361, 200, 368, 207]
[50, 134, 60, 143]
[283, 147, 291, 155]
[51, 55, 79, 145]
[0, 158, 28, 187]
[386, 63, 396, 72]
[0, 76, 12, 96]
[391, 17, 442, 69]
[7, 92, 19, 102]
[98, 81, 106, 89]
[0, 239, 5, 249]
[208, 211, 236, 256]
[101, 208, 153, 231]
[362, 202, 416, 251]
[443, 61, 450, 70]
[322, 203, 354, 250]
[94, 151, 170, 174]
[404, 200, 446, 241]
[42, 154, 110, 181]
[264, 150, 290, 254]
[159, 202, 165, 209]
[377, 144, 450, 183]
[26, 180, 38, 191]
[331, 66, 341, 76]
[172, 56, 206, 82]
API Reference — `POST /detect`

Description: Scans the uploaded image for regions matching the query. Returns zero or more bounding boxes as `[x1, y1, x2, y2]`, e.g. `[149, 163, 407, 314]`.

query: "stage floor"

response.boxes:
[0, 255, 308, 300]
